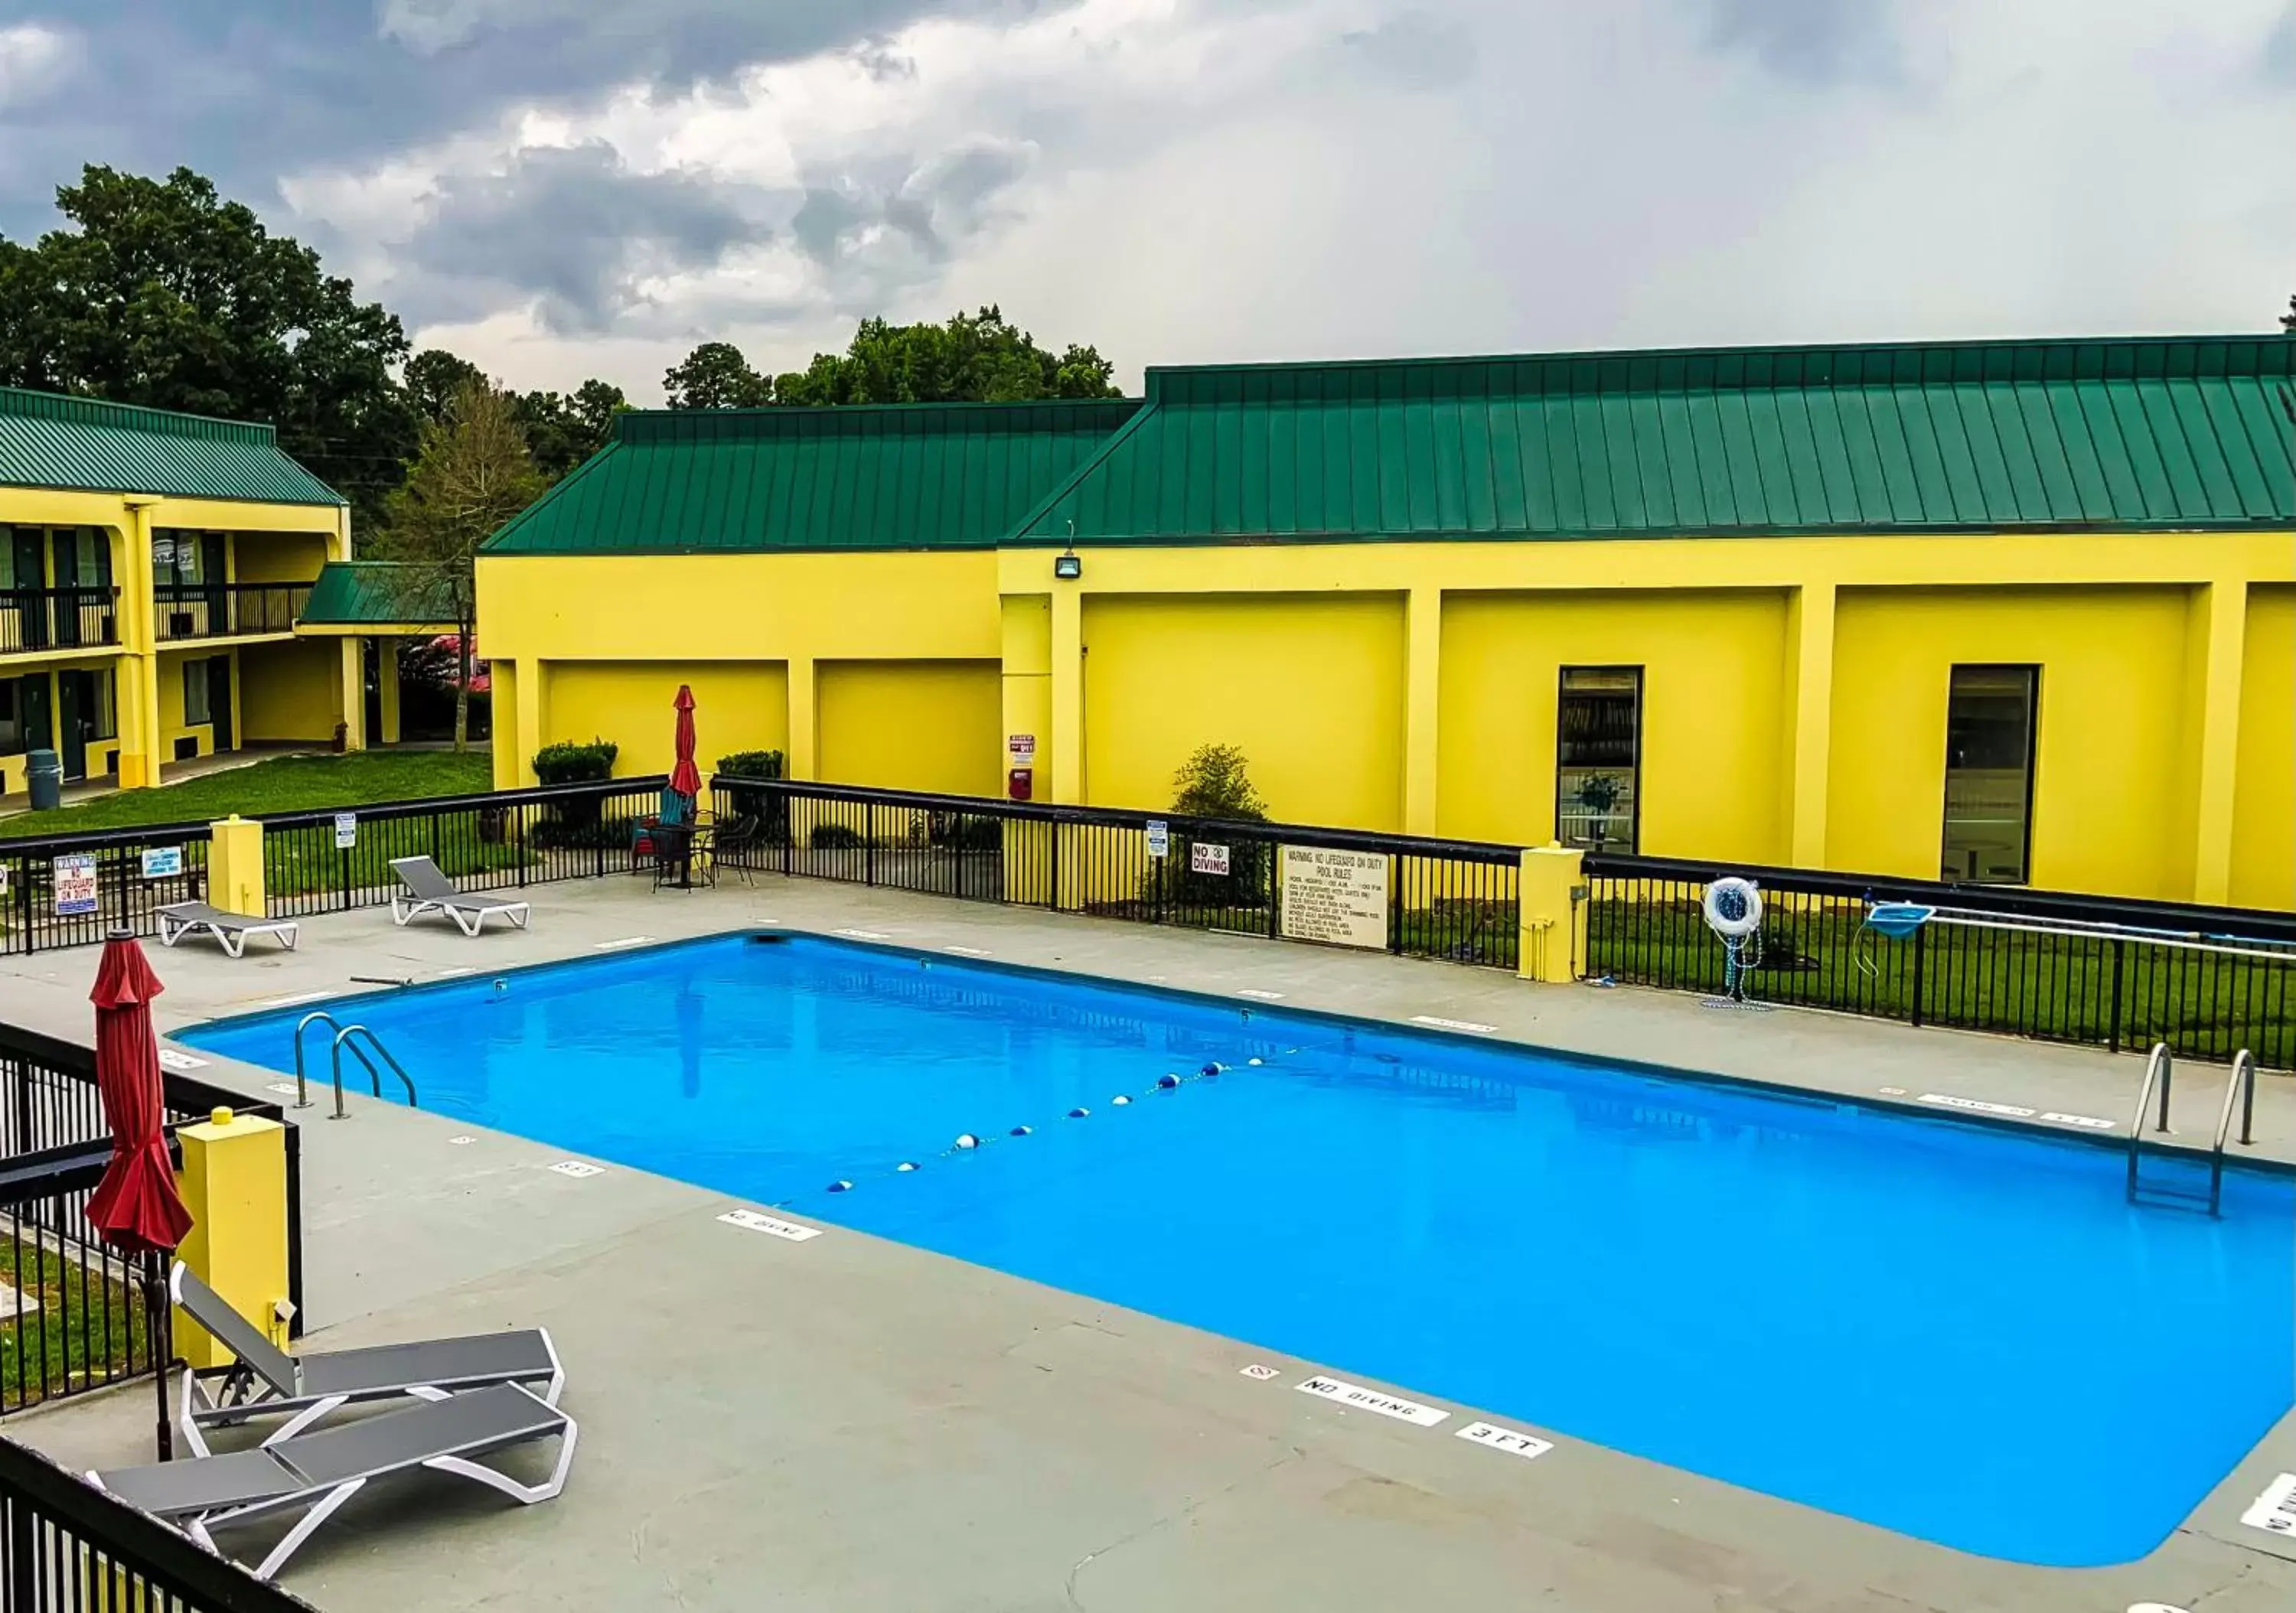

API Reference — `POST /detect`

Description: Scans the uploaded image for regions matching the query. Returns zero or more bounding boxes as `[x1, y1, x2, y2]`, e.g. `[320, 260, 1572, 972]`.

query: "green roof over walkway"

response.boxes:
[298, 561, 460, 629]
[1013, 336, 2296, 544]
[484, 398, 1141, 556]
[0, 386, 344, 507]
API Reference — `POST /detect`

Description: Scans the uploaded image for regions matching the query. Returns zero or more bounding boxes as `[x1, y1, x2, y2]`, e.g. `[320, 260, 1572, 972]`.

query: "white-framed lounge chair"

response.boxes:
[171, 1262, 563, 1457]
[156, 901, 299, 958]
[388, 855, 531, 937]
[93, 1382, 576, 1582]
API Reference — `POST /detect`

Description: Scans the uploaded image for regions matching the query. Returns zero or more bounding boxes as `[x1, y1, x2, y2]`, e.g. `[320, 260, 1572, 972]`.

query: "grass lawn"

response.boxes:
[0, 1237, 151, 1410]
[0, 751, 492, 840]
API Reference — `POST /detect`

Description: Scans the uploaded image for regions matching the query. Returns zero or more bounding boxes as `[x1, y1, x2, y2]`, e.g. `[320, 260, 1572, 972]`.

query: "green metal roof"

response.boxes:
[483, 398, 1140, 555]
[0, 386, 345, 507]
[1013, 337, 2296, 543]
[298, 561, 461, 627]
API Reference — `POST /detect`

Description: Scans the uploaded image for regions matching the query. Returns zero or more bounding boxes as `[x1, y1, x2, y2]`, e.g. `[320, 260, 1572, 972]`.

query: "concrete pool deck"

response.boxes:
[2, 873, 2293, 1611]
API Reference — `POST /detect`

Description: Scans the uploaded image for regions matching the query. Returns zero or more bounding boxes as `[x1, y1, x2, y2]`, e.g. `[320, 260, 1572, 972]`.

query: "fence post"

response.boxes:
[1049, 816, 1062, 912]
[2108, 937, 2125, 1052]
[866, 802, 876, 888]
[1266, 836, 1281, 939]
[1910, 924, 1926, 1028]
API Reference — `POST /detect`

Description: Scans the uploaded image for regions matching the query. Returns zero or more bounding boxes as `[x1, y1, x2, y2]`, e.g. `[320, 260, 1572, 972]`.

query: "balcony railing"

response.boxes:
[154, 581, 312, 641]
[1, 586, 120, 655]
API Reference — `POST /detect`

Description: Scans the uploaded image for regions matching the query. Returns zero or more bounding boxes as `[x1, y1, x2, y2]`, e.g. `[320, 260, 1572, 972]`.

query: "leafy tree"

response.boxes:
[773, 306, 1120, 405]
[514, 379, 628, 478]
[371, 380, 545, 750]
[664, 341, 771, 409]
[2283, 293, 2295, 334]
[0, 165, 416, 526]
[1162, 743, 1272, 908]
[404, 348, 485, 423]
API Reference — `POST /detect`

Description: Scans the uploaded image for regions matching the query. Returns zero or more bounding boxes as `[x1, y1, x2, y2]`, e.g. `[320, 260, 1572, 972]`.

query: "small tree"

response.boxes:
[373, 379, 545, 750]
[1164, 744, 1271, 908]
[1171, 743, 1267, 820]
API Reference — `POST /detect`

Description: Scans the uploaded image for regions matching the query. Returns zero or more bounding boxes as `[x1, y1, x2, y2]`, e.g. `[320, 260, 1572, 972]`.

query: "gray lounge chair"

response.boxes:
[156, 901, 299, 958]
[93, 1382, 576, 1581]
[172, 1261, 563, 1456]
[389, 855, 531, 936]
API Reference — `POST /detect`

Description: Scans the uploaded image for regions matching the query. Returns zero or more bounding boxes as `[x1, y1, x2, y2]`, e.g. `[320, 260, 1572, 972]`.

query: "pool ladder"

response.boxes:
[292, 1012, 419, 1121]
[2124, 1041, 2257, 1217]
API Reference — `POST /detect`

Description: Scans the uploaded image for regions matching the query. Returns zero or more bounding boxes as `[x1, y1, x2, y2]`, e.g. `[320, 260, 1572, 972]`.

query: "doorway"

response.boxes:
[207, 655, 235, 751]
[54, 670, 84, 780]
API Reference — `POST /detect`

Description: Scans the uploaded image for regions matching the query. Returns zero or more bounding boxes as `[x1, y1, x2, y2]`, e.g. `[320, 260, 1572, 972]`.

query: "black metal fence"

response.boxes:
[709, 776, 1524, 969]
[0, 779, 666, 950]
[259, 775, 668, 919]
[2, 1430, 318, 1612]
[1585, 852, 2296, 1067]
[1, 588, 119, 655]
[0, 1022, 304, 1416]
[0, 829, 214, 957]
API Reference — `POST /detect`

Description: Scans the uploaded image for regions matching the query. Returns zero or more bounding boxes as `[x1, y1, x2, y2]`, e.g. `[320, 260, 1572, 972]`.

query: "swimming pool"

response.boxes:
[181, 931, 2296, 1566]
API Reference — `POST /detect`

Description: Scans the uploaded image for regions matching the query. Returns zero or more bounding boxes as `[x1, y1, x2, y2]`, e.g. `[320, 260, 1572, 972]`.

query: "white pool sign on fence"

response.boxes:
[333, 813, 358, 849]
[140, 845, 183, 880]
[1189, 842, 1229, 876]
[1146, 820, 1169, 859]
[51, 853, 96, 917]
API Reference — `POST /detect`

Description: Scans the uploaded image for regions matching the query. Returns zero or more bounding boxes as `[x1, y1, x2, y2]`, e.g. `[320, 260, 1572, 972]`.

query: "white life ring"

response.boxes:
[1701, 877, 1763, 939]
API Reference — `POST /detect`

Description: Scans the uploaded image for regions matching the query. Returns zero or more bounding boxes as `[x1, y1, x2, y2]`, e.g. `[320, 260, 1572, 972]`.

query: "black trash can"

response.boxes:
[26, 748, 62, 812]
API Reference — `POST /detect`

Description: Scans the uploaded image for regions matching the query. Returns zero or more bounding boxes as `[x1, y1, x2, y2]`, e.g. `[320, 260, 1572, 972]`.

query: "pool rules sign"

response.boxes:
[1278, 846, 1390, 950]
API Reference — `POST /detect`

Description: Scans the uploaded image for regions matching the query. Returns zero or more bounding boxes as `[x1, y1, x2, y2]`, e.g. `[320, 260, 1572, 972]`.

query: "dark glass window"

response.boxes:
[1942, 664, 2038, 884]
[1557, 666, 1642, 852]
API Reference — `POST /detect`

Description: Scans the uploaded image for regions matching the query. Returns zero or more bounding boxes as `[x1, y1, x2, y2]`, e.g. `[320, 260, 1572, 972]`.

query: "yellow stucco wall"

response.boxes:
[543, 660, 791, 777]
[1437, 589, 1790, 857]
[236, 637, 344, 743]
[1828, 586, 2195, 898]
[230, 532, 333, 584]
[1080, 594, 1407, 829]
[2232, 586, 2294, 911]
[817, 660, 1001, 795]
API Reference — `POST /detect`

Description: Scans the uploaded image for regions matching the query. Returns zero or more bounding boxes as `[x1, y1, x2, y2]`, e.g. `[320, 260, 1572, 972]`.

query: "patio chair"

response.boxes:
[171, 1261, 563, 1456]
[156, 901, 299, 958]
[710, 813, 764, 885]
[93, 1382, 577, 1582]
[389, 855, 531, 936]
[648, 820, 715, 892]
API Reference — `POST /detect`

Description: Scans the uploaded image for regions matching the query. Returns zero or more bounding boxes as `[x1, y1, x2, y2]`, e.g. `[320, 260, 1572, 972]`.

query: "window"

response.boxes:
[87, 669, 116, 741]
[183, 659, 211, 725]
[0, 679, 18, 754]
[1556, 666, 1642, 852]
[1942, 665, 2038, 885]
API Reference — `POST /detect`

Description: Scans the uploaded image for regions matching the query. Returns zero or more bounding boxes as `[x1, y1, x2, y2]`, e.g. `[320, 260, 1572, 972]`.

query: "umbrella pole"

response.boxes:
[144, 1250, 172, 1461]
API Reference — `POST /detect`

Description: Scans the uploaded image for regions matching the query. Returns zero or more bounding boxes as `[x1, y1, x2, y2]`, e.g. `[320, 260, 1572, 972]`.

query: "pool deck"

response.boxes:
[4, 873, 2294, 1611]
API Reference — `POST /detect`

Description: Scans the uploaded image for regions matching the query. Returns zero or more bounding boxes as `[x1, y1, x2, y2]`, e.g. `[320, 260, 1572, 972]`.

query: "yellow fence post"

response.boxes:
[206, 815, 267, 917]
[174, 1107, 290, 1370]
[1517, 844, 1586, 985]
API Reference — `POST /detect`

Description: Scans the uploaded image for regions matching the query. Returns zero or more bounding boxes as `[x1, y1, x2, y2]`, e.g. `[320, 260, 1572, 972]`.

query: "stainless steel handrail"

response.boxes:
[328, 1025, 418, 1120]
[2207, 1049, 2259, 1217]
[290, 1011, 343, 1110]
[2125, 1042, 2171, 1203]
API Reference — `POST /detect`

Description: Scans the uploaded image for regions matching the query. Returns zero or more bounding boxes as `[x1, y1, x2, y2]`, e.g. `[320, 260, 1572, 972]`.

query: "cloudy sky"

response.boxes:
[1, 0, 2291, 401]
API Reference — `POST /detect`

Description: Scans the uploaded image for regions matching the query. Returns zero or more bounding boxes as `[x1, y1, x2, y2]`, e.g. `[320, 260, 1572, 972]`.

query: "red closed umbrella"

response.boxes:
[89, 930, 194, 1461]
[670, 683, 703, 800]
[86, 934, 193, 1254]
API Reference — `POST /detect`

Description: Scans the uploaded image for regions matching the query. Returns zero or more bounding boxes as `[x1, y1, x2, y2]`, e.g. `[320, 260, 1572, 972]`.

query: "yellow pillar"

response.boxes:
[515, 656, 543, 785]
[207, 815, 266, 917]
[377, 636, 403, 744]
[1000, 595, 1054, 902]
[1783, 581, 1837, 869]
[1049, 585, 1084, 805]
[1402, 587, 1442, 836]
[787, 657, 817, 781]
[336, 636, 366, 751]
[115, 499, 165, 789]
[173, 1107, 290, 1370]
[1518, 843, 1587, 984]
[2192, 579, 2248, 906]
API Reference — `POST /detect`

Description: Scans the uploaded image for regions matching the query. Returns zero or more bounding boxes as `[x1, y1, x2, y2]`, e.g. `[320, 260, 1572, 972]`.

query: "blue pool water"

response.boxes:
[181, 933, 2296, 1566]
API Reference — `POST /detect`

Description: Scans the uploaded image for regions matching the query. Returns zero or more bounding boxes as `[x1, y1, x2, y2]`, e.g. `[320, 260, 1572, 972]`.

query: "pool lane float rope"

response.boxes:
[809, 1050, 1268, 1200]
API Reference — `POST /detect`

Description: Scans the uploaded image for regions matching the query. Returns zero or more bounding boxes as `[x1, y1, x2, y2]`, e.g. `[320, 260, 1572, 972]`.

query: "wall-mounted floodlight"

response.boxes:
[1054, 552, 1082, 580]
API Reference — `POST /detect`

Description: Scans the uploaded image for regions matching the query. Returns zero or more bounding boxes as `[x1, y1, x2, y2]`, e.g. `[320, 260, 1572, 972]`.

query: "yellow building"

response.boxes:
[1, 387, 360, 797]
[478, 337, 2296, 908]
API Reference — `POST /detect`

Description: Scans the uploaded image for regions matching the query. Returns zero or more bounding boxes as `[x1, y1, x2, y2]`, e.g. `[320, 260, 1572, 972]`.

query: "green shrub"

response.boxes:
[1159, 743, 1271, 905]
[716, 750, 783, 781]
[716, 750, 788, 842]
[533, 740, 618, 785]
[810, 823, 865, 850]
[928, 812, 1002, 851]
